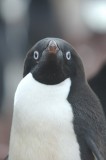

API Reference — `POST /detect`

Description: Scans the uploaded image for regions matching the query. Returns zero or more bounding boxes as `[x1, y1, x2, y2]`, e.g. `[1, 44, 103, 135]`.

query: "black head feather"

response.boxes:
[23, 38, 85, 85]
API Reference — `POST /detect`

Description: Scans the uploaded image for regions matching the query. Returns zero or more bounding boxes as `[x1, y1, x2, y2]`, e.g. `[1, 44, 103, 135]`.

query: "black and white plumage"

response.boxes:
[8, 38, 106, 160]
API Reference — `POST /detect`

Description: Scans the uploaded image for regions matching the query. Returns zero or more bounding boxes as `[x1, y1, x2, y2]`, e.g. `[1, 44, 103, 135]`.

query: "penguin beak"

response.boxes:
[47, 40, 59, 54]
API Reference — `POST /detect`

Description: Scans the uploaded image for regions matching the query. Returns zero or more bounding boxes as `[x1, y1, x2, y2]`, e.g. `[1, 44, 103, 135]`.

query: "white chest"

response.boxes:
[9, 73, 81, 160]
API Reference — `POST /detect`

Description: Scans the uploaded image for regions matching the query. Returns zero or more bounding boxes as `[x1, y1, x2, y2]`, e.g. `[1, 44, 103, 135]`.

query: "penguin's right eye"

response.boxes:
[33, 51, 39, 60]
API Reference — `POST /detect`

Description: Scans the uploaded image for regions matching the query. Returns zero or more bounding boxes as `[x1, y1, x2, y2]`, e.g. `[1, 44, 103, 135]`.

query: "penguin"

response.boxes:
[8, 38, 106, 160]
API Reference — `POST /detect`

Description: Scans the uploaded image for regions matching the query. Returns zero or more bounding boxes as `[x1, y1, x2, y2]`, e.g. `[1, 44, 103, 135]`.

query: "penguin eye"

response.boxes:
[33, 51, 39, 60]
[66, 51, 71, 60]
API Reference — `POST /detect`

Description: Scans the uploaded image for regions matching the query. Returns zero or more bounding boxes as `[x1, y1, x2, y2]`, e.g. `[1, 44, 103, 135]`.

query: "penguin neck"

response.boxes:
[14, 73, 71, 105]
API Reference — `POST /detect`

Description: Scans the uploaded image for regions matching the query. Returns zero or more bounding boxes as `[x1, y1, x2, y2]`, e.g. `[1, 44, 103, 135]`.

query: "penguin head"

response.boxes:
[23, 38, 85, 85]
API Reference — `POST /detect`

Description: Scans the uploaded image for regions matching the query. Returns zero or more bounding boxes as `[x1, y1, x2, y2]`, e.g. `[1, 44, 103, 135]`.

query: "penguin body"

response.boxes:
[9, 73, 80, 160]
[8, 38, 106, 160]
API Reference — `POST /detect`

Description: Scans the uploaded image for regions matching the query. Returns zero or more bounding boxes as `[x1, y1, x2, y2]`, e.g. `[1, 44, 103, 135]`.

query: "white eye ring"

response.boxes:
[66, 51, 71, 60]
[34, 51, 39, 60]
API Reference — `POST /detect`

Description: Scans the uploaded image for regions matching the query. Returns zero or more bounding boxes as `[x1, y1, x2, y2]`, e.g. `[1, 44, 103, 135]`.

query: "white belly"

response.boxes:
[9, 73, 81, 160]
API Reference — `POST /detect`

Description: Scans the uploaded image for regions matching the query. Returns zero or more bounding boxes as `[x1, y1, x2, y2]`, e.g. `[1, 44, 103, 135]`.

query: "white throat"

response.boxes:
[9, 73, 81, 160]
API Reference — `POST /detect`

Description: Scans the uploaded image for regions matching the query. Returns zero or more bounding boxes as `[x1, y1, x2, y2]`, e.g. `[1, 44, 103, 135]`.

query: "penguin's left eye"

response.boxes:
[33, 51, 39, 60]
[66, 51, 71, 60]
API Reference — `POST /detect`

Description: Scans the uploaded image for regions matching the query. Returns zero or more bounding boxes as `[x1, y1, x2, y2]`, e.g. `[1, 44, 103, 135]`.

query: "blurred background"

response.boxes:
[0, 0, 106, 159]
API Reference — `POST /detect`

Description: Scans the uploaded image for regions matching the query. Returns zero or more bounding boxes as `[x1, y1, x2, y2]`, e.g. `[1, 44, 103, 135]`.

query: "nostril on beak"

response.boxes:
[48, 40, 59, 54]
